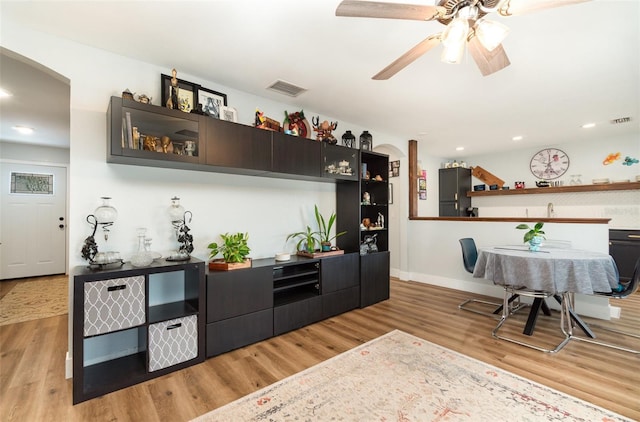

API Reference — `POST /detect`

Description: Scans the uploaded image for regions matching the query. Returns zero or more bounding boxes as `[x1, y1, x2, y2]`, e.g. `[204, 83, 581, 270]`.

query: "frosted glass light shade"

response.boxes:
[441, 17, 469, 47]
[94, 197, 117, 224]
[476, 19, 510, 52]
[441, 42, 466, 64]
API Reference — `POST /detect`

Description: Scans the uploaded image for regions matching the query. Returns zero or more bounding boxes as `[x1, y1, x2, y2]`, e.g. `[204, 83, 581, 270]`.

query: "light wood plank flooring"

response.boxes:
[1, 277, 638, 421]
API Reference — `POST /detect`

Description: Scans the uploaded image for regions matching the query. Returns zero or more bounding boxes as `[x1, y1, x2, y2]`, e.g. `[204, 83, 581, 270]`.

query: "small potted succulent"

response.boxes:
[516, 222, 546, 251]
[207, 232, 251, 270]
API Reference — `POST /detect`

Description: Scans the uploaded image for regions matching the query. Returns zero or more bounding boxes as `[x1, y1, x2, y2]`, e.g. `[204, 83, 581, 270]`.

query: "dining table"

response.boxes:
[473, 245, 620, 337]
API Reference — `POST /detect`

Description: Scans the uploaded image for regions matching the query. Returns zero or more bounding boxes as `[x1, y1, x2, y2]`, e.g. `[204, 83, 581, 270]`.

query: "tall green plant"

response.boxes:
[208, 232, 251, 263]
[314, 205, 346, 245]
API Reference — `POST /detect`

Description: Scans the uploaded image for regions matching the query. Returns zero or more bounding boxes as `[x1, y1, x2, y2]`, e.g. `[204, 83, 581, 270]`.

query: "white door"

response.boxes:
[0, 163, 67, 279]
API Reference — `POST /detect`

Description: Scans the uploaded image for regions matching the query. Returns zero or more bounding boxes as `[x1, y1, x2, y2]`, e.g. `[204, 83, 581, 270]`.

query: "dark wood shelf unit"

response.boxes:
[73, 258, 205, 404]
[148, 300, 199, 325]
[467, 181, 640, 197]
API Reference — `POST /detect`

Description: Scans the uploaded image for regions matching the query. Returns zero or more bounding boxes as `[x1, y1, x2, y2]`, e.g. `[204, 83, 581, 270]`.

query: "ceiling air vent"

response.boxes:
[266, 80, 307, 97]
[610, 117, 632, 125]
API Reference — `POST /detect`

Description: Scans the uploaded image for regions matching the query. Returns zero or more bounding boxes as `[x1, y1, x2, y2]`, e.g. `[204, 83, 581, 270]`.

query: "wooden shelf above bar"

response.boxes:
[467, 181, 640, 197]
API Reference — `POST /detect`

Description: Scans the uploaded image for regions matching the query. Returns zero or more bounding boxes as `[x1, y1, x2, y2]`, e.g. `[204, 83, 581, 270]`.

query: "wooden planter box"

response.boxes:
[208, 258, 251, 271]
[296, 250, 345, 258]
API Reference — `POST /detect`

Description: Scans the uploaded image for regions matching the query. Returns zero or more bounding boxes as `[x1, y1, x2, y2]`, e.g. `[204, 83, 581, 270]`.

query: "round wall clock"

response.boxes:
[529, 148, 570, 180]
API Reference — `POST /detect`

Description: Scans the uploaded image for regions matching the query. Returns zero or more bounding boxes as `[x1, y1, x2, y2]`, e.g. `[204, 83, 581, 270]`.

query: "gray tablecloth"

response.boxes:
[473, 246, 619, 294]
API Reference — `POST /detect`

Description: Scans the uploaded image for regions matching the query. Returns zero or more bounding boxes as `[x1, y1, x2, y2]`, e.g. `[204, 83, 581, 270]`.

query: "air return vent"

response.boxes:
[610, 117, 632, 125]
[266, 80, 307, 97]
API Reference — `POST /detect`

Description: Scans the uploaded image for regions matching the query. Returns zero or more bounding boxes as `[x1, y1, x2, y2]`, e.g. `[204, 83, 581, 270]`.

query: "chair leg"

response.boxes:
[459, 294, 525, 318]
[492, 293, 570, 353]
[566, 298, 639, 354]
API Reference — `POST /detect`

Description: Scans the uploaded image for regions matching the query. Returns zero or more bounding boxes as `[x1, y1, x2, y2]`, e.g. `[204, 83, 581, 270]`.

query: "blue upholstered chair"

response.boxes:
[457, 238, 523, 318]
[570, 257, 640, 354]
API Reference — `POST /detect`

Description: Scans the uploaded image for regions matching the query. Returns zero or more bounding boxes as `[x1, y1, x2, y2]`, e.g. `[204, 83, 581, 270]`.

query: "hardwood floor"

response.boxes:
[1, 277, 638, 421]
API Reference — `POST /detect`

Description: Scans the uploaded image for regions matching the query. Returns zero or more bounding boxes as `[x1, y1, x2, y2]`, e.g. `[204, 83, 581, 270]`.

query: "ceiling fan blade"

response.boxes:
[372, 33, 442, 80]
[498, 0, 591, 16]
[336, 0, 445, 21]
[467, 35, 510, 76]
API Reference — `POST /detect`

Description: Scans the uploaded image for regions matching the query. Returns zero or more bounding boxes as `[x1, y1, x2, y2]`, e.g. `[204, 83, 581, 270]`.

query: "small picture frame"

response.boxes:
[161, 73, 198, 113]
[198, 86, 227, 119]
[220, 105, 238, 122]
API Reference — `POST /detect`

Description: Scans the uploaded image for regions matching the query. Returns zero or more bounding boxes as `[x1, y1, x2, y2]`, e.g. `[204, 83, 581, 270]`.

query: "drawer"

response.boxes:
[84, 276, 146, 337]
[148, 315, 198, 372]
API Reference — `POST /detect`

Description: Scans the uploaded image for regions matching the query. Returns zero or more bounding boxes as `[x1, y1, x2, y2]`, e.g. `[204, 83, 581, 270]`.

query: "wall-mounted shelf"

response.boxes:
[467, 181, 640, 197]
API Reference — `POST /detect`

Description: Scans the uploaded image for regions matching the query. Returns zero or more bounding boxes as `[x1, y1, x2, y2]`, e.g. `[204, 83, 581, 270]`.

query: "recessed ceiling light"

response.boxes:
[581, 123, 596, 129]
[12, 125, 34, 135]
[512, 136, 523, 141]
[0, 87, 13, 98]
[456, 146, 464, 151]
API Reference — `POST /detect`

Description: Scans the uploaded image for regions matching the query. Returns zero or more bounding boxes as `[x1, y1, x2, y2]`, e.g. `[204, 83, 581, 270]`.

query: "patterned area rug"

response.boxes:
[0, 276, 68, 326]
[193, 330, 630, 421]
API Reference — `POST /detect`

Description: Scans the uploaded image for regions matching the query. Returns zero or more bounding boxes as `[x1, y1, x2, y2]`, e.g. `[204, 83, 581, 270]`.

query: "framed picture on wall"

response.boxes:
[198, 87, 227, 119]
[161, 73, 198, 113]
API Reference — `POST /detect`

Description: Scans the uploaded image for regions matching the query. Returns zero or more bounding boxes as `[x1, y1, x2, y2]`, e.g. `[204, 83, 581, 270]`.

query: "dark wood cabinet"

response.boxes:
[322, 144, 359, 181]
[439, 167, 471, 217]
[72, 259, 205, 404]
[360, 251, 390, 308]
[271, 131, 321, 179]
[321, 253, 360, 318]
[205, 118, 271, 174]
[107, 96, 206, 170]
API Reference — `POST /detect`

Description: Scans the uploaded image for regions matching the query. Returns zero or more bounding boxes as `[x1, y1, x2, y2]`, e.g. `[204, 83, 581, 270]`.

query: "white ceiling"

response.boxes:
[1, 0, 638, 158]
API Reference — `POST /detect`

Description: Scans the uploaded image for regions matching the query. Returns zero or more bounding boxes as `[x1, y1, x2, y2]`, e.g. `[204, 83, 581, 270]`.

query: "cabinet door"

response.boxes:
[205, 118, 271, 172]
[273, 296, 322, 336]
[272, 132, 321, 178]
[321, 253, 359, 293]
[360, 251, 390, 308]
[206, 308, 273, 357]
[206, 266, 272, 322]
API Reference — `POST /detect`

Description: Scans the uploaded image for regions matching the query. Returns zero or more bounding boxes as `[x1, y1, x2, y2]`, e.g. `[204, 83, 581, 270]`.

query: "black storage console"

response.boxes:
[205, 253, 362, 356]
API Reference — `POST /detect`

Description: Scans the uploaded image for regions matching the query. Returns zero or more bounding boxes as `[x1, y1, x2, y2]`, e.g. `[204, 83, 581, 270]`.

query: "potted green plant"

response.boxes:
[314, 205, 347, 251]
[207, 232, 251, 270]
[286, 225, 320, 254]
[516, 222, 546, 251]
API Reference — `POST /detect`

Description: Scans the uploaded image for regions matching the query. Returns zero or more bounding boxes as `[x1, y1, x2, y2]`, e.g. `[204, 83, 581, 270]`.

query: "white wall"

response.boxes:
[0, 141, 69, 164]
[1, 21, 410, 268]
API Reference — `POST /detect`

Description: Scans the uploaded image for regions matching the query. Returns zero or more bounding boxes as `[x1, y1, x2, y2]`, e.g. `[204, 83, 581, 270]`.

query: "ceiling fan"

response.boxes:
[335, 0, 590, 79]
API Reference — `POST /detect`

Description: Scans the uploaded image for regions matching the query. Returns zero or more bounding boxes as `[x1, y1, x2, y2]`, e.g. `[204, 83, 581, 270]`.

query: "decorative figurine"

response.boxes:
[136, 94, 152, 104]
[122, 89, 134, 101]
[143, 135, 158, 151]
[283, 110, 309, 138]
[161, 136, 172, 153]
[255, 109, 265, 128]
[166, 68, 179, 110]
[311, 116, 338, 144]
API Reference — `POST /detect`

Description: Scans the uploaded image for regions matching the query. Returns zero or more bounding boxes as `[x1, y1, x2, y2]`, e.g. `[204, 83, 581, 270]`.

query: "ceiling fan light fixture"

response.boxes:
[441, 16, 469, 47]
[475, 19, 510, 52]
[441, 42, 466, 64]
